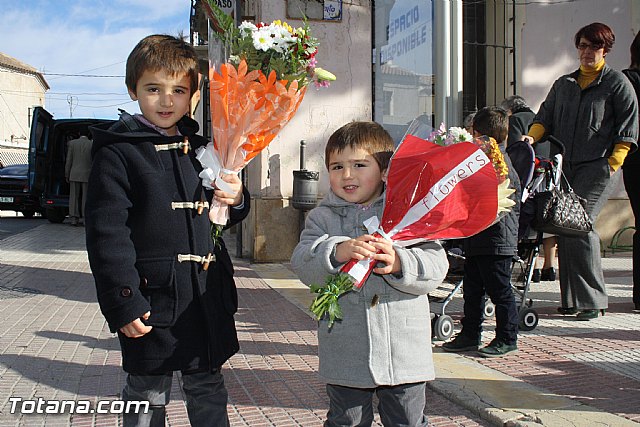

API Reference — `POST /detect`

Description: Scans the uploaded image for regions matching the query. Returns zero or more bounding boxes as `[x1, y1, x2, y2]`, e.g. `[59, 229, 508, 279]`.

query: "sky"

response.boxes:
[0, 0, 192, 120]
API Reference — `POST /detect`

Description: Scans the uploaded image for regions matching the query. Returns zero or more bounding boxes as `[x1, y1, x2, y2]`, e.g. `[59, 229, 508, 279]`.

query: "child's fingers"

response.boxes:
[120, 317, 153, 338]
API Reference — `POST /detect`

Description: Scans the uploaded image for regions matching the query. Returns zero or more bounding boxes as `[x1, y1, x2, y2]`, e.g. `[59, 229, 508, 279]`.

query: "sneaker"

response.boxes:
[442, 333, 480, 352]
[634, 303, 640, 313]
[540, 267, 556, 281]
[477, 339, 517, 358]
[531, 269, 541, 283]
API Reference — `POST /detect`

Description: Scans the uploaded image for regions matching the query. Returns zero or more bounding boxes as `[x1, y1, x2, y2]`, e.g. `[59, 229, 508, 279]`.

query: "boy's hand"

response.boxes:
[335, 235, 378, 263]
[214, 173, 243, 207]
[521, 135, 535, 145]
[119, 312, 152, 338]
[371, 238, 401, 275]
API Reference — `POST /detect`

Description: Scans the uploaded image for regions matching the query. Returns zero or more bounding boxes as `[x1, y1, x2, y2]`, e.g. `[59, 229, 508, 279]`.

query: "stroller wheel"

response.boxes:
[519, 308, 539, 331]
[483, 300, 495, 319]
[433, 315, 454, 341]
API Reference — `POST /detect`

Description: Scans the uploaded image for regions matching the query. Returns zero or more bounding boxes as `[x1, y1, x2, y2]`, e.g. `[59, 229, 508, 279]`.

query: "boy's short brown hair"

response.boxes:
[325, 121, 395, 171]
[125, 34, 199, 95]
[472, 106, 509, 144]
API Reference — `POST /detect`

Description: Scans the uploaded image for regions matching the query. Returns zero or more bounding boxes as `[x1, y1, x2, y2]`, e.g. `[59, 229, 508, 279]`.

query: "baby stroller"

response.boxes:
[508, 136, 564, 331]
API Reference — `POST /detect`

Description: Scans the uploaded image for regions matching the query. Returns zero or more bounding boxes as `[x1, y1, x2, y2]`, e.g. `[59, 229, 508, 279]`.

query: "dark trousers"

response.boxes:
[122, 369, 229, 427]
[461, 255, 518, 344]
[325, 382, 428, 427]
[557, 159, 611, 310]
[623, 167, 640, 305]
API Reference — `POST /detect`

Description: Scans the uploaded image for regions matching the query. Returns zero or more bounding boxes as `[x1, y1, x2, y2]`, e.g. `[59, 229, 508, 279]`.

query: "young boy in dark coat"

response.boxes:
[85, 34, 250, 426]
[442, 106, 521, 357]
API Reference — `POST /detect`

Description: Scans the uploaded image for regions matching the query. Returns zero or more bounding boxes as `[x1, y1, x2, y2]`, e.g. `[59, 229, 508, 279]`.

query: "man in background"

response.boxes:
[65, 130, 93, 226]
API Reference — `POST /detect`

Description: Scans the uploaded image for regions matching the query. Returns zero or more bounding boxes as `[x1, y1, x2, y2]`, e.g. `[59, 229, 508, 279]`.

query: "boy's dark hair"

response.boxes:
[472, 106, 509, 144]
[325, 121, 394, 170]
[125, 34, 199, 95]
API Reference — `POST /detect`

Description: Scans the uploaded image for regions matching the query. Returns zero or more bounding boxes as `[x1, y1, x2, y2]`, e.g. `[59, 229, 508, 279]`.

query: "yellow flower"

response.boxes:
[273, 20, 293, 33]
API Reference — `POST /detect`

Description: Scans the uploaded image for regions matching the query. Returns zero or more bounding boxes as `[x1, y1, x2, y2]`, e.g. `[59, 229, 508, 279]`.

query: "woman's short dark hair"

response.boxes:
[574, 22, 615, 54]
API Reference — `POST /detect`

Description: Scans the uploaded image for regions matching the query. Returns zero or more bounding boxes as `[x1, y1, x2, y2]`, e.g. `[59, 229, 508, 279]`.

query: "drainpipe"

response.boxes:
[449, 0, 463, 124]
[435, 1, 463, 126]
[434, 0, 450, 127]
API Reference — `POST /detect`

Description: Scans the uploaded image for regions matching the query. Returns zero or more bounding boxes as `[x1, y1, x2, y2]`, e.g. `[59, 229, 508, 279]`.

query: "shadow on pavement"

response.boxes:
[0, 264, 96, 303]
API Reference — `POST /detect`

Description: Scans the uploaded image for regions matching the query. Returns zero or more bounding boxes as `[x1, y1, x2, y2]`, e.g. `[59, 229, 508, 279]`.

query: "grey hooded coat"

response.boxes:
[291, 190, 448, 388]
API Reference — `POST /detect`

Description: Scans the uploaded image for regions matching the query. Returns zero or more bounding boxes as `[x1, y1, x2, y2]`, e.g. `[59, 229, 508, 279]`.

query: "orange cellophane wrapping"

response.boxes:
[208, 59, 307, 224]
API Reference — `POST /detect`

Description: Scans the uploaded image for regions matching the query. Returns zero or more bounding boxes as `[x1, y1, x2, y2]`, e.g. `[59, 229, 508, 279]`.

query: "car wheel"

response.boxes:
[46, 208, 66, 224]
[21, 210, 35, 219]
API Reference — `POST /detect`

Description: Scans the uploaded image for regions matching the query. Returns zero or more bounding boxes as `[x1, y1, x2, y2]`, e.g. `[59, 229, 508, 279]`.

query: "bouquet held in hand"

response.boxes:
[310, 123, 516, 327]
[197, 1, 335, 241]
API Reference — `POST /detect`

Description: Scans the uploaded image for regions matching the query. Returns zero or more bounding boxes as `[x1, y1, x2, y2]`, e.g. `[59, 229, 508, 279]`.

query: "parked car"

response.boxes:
[0, 164, 41, 218]
[29, 107, 110, 223]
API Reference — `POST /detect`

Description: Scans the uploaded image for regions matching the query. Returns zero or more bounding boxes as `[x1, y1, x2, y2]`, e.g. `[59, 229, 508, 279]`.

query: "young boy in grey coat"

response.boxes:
[291, 121, 448, 426]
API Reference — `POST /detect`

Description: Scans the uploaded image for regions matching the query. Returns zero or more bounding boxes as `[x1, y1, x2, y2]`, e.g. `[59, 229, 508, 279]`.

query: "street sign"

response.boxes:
[211, 0, 235, 15]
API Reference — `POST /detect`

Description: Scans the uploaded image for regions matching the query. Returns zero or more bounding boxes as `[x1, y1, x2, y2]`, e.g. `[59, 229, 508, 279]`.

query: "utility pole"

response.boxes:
[67, 95, 77, 118]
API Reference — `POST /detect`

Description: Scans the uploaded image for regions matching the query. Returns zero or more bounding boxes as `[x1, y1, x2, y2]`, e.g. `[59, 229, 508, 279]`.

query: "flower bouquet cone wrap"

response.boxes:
[342, 134, 505, 289]
[196, 1, 335, 229]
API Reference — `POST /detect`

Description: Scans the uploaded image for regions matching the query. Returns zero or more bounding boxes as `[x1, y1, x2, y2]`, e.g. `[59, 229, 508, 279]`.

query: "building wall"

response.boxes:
[0, 67, 45, 147]
[241, 0, 373, 261]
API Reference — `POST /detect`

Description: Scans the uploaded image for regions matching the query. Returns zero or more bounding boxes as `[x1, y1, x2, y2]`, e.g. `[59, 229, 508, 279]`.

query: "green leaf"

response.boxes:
[308, 274, 353, 330]
[205, 0, 238, 43]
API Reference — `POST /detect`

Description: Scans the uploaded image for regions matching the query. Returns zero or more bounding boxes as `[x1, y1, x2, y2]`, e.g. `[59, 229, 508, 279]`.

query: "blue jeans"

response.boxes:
[461, 255, 518, 344]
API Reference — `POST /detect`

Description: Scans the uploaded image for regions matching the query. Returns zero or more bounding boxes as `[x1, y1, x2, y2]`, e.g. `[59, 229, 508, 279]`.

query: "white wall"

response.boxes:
[520, 0, 637, 112]
[0, 67, 45, 146]
[245, 0, 372, 199]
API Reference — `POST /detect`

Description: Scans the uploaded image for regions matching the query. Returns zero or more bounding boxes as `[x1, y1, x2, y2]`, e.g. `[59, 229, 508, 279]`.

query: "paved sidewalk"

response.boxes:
[0, 221, 489, 426]
[256, 256, 640, 427]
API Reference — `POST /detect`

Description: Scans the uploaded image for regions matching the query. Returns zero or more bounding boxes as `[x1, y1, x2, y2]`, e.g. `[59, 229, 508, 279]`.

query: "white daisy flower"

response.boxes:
[252, 29, 274, 51]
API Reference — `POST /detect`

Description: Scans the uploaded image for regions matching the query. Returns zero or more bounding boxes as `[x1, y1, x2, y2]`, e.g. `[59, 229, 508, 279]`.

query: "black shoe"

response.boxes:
[442, 333, 480, 352]
[634, 303, 640, 312]
[557, 306, 578, 315]
[531, 269, 541, 283]
[576, 309, 605, 320]
[477, 338, 517, 358]
[540, 267, 556, 281]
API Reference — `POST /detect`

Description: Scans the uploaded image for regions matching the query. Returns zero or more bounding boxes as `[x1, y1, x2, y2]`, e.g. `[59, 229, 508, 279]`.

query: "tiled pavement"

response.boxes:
[0, 220, 490, 426]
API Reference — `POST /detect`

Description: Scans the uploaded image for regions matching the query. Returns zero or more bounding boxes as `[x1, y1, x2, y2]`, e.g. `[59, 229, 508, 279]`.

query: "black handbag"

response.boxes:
[531, 173, 593, 237]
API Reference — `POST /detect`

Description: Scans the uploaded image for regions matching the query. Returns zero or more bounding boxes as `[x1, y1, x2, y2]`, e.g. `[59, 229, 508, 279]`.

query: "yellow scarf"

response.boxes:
[577, 58, 605, 89]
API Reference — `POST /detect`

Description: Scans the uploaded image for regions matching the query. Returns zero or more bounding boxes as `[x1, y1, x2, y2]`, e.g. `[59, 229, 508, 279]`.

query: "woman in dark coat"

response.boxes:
[622, 32, 640, 312]
[524, 23, 638, 320]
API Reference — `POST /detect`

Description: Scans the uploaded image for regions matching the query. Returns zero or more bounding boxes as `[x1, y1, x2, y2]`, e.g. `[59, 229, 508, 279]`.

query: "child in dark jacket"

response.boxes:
[443, 106, 521, 357]
[85, 34, 250, 426]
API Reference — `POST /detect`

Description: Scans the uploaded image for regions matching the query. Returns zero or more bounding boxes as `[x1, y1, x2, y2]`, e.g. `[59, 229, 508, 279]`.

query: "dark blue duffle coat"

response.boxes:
[86, 114, 249, 375]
